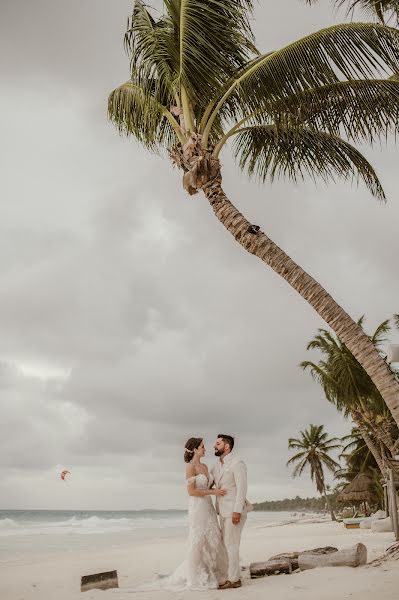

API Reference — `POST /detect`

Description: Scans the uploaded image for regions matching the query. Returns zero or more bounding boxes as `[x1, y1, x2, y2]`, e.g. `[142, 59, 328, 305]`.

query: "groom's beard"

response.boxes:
[214, 449, 224, 457]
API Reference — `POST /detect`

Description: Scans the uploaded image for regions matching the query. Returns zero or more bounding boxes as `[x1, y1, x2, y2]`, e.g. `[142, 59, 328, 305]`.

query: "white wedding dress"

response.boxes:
[157, 473, 228, 591]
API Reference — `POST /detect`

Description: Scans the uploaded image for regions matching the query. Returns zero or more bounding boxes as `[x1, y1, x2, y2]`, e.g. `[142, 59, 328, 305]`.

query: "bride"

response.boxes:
[161, 437, 229, 591]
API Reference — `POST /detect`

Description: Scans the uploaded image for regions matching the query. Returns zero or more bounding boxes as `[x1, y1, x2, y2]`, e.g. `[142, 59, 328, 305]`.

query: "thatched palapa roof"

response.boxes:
[336, 472, 374, 503]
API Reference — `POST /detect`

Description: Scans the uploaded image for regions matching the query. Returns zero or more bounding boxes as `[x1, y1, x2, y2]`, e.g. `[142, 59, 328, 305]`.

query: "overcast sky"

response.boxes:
[1, 0, 398, 510]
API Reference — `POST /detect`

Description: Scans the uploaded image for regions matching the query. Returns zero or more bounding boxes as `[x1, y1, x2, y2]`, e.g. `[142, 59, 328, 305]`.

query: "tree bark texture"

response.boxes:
[367, 420, 395, 454]
[353, 417, 386, 473]
[323, 489, 336, 521]
[250, 559, 292, 578]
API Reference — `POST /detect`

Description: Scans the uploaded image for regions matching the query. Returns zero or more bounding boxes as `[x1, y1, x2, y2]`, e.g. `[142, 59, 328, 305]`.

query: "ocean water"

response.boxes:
[0, 509, 301, 563]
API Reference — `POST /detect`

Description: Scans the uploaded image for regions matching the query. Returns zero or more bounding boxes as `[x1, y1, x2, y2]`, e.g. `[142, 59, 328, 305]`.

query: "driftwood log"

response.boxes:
[250, 547, 338, 578]
[250, 558, 292, 578]
[250, 544, 367, 578]
[269, 547, 338, 571]
[298, 543, 367, 570]
[81, 570, 119, 592]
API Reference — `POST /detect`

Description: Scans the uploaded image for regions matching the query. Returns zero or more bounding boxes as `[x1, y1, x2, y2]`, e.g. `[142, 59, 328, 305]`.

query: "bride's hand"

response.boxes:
[214, 488, 227, 497]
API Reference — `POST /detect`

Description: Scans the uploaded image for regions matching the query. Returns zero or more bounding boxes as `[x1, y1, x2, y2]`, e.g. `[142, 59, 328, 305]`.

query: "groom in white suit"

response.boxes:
[211, 434, 248, 590]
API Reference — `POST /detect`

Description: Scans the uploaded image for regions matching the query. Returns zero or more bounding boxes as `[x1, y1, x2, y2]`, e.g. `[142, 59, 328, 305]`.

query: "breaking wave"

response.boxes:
[0, 511, 188, 537]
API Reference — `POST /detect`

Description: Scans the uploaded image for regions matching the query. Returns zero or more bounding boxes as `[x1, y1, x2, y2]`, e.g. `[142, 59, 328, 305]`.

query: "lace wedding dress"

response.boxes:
[157, 473, 228, 591]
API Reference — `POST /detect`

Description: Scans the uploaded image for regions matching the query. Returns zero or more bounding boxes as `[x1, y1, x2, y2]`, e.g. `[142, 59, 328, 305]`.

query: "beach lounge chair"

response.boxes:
[343, 517, 366, 529]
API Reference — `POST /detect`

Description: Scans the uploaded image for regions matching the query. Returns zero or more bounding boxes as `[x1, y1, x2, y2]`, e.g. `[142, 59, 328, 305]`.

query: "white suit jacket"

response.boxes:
[211, 454, 248, 517]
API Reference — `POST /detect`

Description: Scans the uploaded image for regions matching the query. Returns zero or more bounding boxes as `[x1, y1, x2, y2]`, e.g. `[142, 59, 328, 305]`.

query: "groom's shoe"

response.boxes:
[218, 580, 242, 589]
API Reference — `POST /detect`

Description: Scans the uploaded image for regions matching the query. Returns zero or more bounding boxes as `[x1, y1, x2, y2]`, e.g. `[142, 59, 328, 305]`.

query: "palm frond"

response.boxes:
[321, 440, 343, 450]
[209, 23, 399, 125]
[167, 0, 257, 105]
[292, 457, 309, 478]
[108, 79, 179, 149]
[319, 452, 341, 471]
[303, 0, 399, 24]
[307, 329, 341, 352]
[286, 450, 308, 466]
[233, 124, 385, 199]
[300, 320, 392, 424]
[371, 318, 391, 346]
[125, 1, 177, 102]
[288, 438, 306, 450]
[335, 0, 399, 25]
[264, 79, 399, 144]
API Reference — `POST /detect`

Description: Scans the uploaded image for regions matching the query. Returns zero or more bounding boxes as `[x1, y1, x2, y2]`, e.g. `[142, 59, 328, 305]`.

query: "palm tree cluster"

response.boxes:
[286, 423, 386, 516]
[109, 1, 399, 428]
[287, 316, 399, 515]
[301, 315, 399, 477]
[288, 315, 399, 516]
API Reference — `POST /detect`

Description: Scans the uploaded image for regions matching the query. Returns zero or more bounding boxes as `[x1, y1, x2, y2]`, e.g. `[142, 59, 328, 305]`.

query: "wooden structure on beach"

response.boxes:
[336, 472, 374, 513]
[336, 466, 399, 541]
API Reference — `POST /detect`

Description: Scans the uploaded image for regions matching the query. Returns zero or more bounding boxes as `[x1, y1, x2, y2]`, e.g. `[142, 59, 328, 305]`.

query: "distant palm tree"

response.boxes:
[301, 318, 398, 465]
[287, 424, 341, 520]
[109, 1, 399, 428]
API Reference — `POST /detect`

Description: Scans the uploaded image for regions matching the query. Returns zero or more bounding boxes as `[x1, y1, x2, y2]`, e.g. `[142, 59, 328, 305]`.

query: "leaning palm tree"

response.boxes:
[287, 424, 341, 519]
[109, 1, 399, 427]
[301, 318, 399, 466]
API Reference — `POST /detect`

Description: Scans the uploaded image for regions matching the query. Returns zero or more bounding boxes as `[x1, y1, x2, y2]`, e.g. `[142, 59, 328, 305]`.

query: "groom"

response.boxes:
[211, 434, 248, 590]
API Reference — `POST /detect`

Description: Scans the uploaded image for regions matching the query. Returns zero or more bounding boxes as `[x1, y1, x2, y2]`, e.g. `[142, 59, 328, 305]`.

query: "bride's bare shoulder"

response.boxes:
[186, 463, 196, 479]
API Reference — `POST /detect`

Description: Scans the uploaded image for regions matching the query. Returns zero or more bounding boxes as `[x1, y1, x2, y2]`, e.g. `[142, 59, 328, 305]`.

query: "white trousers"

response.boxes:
[220, 515, 247, 583]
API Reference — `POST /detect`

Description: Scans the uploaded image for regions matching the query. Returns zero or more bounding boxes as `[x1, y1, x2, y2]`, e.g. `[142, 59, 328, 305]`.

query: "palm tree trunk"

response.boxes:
[381, 421, 396, 454]
[369, 422, 395, 455]
[323, 489, 336, 521]
[353, 410, 395, 457]
[202, 174, 399, 428]
[357, 423, 386, 473]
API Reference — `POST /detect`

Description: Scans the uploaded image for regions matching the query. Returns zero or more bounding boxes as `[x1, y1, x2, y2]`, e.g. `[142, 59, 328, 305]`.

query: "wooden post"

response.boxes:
[389, 469, 399, 542]
[383, 482, 389, 516]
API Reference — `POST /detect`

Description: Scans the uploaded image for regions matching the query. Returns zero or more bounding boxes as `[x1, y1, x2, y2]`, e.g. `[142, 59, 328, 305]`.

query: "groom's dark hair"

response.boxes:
[218, 434, 234, 451]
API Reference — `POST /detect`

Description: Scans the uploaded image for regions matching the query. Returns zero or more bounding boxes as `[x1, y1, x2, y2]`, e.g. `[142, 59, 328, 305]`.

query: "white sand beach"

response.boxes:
[2, 514, 398, 600]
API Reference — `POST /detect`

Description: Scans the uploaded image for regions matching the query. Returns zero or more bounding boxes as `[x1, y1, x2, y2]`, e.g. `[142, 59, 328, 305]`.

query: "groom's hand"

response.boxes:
[232, 512, 241, 525]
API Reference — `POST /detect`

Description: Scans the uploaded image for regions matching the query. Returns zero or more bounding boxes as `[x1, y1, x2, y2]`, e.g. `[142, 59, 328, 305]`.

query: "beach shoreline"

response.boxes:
[1, 513, 398, 599]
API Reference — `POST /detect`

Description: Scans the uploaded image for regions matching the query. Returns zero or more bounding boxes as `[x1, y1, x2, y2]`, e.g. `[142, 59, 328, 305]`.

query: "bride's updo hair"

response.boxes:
[184, 437, 203, 463]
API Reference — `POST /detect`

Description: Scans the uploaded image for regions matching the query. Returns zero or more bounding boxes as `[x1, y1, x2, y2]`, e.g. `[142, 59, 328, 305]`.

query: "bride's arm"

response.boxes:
[185, 465, 225, 497]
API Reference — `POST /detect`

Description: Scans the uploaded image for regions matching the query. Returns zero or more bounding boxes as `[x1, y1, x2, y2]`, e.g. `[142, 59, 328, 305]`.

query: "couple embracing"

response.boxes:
[166, 434, 251, 591]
